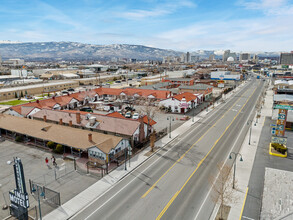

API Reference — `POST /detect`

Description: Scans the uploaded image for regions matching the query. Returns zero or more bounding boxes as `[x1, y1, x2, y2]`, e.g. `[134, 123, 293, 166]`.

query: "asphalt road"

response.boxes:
[71, 79, 265, 220]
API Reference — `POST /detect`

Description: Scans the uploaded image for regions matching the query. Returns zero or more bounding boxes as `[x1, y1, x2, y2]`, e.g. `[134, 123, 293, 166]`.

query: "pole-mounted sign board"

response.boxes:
[9, 157, 29, 220]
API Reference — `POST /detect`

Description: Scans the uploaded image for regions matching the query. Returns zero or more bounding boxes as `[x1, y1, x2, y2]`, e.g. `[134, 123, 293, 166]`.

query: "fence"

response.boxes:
[29, 179, 61, 208]
[43, 187, 61, 207]
[30, 162, 75, 187]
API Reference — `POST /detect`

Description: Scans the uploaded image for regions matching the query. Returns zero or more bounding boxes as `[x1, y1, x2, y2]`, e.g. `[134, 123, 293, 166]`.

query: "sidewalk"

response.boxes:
[43, 81, 247, 220]
[209, 81, 273, 220]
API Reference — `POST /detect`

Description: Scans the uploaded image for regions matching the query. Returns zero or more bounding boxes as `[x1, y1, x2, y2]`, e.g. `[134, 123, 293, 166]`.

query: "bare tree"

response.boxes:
[149, 130, 156, 152]
[209, 163, 238, 220]
[138, 99, 158, 137]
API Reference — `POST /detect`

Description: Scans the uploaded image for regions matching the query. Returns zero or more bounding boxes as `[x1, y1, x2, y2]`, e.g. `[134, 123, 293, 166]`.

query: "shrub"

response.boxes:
[55, 144, 63, 154]
[15, 136, 23, 142]
[47, 141, 55, 149]
[271, 143, 287, 154]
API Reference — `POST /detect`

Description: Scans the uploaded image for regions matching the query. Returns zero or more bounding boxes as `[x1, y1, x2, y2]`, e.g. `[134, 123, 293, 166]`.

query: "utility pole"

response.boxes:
[167, 116, 174, 138]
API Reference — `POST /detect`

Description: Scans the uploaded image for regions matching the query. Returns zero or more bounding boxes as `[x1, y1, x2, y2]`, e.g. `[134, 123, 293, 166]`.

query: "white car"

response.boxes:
[125, 112, 132, 118]
[132, 113, 139, 119]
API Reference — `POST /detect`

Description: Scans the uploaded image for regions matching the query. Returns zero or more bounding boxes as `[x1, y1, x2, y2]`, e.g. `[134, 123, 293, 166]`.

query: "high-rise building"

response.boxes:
[240, 53, 250, 61]
[186, 52, 191, 63]
[222, 50, 230, 61]
[252, 54, 259, 63]
[209, 54, 215, 61]
[191, 56, 199, 62]
[280, 52, 293, 65]
[181, 54, 186, 63]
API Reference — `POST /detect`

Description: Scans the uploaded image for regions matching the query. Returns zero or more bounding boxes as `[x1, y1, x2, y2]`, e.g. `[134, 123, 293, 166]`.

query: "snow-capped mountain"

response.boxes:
[0, 41, 183, 61]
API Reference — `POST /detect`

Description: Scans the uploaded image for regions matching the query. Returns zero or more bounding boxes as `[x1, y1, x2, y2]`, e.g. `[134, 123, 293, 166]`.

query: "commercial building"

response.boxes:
[0, 114, 128, 164]
[178, 84, 213, 101]
[210, 71, 241, 81]
[240, 53, 250, 61]
[280, 52, 293, 65]
[159, 92, 200, 113]
[162, 77, 195, 86]
[0, 81, 78, 101]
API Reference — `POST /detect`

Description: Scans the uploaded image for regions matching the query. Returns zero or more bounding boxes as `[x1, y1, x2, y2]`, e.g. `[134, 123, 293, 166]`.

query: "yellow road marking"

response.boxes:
[262, 117, 266, 127]
[239, 187, 249, 220]
[141, 91, 246, 198]
[156, 86, 257, 220]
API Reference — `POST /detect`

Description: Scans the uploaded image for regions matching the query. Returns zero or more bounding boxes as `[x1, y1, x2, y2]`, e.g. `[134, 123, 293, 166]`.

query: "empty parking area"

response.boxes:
[0, 140, 98, 219]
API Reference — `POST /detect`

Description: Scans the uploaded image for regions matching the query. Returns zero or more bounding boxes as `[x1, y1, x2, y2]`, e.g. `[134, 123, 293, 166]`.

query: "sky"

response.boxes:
[0, 0, 293, 52]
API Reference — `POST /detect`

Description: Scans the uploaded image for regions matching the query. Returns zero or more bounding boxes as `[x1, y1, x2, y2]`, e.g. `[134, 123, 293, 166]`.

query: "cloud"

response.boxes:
[147, 13, 293, 52]
[238, 0, 293, 15]
[119, 0, 196, 19]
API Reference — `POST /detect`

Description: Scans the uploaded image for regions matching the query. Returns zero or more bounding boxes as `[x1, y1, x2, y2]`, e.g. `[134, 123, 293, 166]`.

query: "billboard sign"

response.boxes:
[180, 103, 189, 109]
[274, 105, 293, 110]
[276, 109, 287, 136]
[271, 136, 287, 145]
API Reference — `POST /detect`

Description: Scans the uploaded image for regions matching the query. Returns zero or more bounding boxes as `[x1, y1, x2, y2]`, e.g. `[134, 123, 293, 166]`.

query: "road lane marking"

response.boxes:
[72, 82, 254, 220]
[194, 97, 256, 220]
[156, 86, 258, 220]
[141, 90, 248, 198]
[240, 187, 249, 220]
[242, 216, 255, 220]
[262, 117, 266, 127]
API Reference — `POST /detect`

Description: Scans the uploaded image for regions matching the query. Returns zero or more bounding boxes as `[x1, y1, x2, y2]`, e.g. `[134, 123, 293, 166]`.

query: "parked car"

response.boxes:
[125, 112, 132, 118]
[61, 90, 69, 94]
[128, 78, 132, 81]
[132, 112, 139, 119]
[80, 107, 93, 113]
[115, 80, 121, 83]
[67, 88, 75, 92]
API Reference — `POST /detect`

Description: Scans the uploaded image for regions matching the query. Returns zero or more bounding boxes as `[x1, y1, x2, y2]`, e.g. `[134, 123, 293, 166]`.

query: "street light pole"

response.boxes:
[229, 152, 243, 189]
[167, 116, 174, 138]
[32, 185, 44, 220]
[124, 148, 128, 171]
[247, 120, 252, 145]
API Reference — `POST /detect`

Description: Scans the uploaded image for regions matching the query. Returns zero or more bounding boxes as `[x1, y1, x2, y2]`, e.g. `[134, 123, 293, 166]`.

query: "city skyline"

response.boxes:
[0, 0, 293, 52]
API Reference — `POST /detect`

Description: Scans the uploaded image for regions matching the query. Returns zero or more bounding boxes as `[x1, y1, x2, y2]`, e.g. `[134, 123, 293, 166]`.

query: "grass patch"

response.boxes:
[0, 98, 44, 106]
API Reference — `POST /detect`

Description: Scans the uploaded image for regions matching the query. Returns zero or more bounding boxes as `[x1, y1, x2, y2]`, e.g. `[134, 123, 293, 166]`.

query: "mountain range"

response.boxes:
[0, 41, 183, 61]
[0, 41, 280, 61]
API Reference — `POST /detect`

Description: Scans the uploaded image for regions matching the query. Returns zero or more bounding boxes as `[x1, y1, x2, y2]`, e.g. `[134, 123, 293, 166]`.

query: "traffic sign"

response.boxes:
[274, 105, 293, 110]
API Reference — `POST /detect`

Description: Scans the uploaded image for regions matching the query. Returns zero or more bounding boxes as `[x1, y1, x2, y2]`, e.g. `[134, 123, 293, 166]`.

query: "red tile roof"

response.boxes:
[10, 87, 170, 115]
[106, 112, 126, 119]
[173, 92, 197, 102]
[142, 115, 157, 126]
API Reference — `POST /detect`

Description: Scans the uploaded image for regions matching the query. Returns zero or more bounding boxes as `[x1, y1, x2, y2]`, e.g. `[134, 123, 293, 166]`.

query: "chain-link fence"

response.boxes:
[30, 162, 75, 187]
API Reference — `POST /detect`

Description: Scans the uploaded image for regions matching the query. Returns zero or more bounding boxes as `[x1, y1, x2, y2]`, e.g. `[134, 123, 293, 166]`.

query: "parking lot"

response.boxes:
[0, 140, 98, 219]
